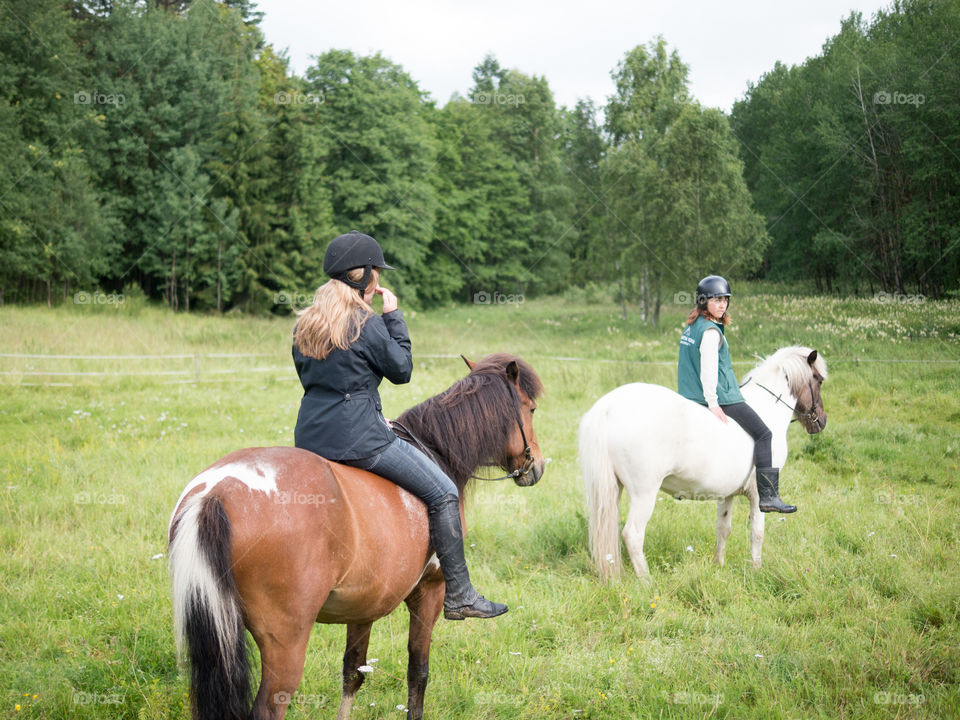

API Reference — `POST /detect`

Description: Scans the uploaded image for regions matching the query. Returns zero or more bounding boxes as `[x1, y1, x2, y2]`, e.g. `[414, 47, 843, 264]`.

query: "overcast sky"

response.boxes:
[257, 0, 894, 114]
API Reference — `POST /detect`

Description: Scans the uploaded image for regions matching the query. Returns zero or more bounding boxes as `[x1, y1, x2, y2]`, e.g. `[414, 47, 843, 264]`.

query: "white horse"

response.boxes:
[580, 346, 828, 581]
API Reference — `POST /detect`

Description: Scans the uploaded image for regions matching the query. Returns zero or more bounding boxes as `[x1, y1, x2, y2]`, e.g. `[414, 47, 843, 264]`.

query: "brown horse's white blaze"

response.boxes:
[169, 354, 544, 720]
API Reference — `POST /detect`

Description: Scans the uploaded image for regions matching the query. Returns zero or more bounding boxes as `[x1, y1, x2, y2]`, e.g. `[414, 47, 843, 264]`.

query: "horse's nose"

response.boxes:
[532, 459, 546, 483]
[517, 459, 545, 487]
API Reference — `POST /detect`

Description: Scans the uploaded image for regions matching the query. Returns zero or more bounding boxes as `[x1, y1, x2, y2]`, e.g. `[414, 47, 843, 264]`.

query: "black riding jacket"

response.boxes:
[293, 310, 412, 461]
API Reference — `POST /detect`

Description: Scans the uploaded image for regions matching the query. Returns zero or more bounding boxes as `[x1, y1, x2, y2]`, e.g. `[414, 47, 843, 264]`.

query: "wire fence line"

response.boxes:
[2, 351, 958, 387]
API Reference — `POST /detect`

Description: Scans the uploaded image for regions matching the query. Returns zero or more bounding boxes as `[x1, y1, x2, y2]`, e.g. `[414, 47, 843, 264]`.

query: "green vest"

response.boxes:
[677, 315, 744, 406]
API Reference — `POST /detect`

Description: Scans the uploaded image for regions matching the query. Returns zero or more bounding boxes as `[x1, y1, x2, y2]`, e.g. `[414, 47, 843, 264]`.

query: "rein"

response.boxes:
[744, 375, 822, 428]
[390, 375, 534, 483]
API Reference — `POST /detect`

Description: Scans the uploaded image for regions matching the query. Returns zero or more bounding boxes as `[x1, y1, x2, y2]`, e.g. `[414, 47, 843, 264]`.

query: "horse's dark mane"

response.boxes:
[395, 353, 543, 494]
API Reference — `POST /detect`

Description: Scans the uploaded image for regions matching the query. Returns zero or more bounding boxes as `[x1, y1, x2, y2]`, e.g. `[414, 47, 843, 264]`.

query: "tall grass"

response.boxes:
[1, 286, 958, 718]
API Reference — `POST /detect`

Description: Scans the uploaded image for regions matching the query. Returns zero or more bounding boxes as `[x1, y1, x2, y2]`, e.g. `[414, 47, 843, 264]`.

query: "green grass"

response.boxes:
[2, 285, 959, 719]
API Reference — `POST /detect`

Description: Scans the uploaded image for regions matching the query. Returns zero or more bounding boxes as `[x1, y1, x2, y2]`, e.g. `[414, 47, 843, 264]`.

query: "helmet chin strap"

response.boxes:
[332, 265, 373, 298]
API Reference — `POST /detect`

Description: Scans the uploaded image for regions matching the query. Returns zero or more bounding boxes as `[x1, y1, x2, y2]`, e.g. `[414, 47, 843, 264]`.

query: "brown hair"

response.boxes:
[686, 305, 731, 326]
[294, 268, 380, 360]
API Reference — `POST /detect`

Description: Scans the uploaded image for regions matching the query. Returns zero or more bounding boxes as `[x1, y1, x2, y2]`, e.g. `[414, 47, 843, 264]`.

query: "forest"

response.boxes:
[1, 0, 957, 317]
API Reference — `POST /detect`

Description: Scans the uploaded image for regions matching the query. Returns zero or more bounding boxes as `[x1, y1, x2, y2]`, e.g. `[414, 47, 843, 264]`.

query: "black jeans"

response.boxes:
[722, 402, 773, 469]
[339, 437, 458, 508]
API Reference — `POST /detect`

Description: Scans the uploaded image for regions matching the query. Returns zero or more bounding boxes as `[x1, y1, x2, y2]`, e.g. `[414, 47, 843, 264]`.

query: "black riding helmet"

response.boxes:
[696, 275, 731, 310]
[323, 231, 394, 295]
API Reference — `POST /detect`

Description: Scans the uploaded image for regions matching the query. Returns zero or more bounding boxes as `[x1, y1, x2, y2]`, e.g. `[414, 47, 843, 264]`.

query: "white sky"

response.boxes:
[258, 0, 894, 114]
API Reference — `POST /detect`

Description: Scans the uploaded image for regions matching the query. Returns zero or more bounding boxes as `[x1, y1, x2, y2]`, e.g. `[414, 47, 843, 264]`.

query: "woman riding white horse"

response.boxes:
[580, 280, 828, 581]
[679, 275, 797, 513]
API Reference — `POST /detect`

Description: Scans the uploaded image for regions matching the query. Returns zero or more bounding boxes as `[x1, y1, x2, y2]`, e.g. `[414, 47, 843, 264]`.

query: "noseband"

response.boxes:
[750, 376, 823, 430]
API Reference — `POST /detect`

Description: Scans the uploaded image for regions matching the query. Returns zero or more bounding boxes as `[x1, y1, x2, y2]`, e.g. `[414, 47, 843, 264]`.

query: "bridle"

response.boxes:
[391, 374, 535, 483]
[471, 377, 534, 482]
[747, 375, 823, 430]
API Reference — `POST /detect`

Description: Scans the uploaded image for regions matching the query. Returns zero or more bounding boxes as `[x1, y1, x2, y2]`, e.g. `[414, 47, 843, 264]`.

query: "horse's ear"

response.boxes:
[807, 349, 818, 365]
[461, 355, 475, 371]
[505, 360, 520, 385]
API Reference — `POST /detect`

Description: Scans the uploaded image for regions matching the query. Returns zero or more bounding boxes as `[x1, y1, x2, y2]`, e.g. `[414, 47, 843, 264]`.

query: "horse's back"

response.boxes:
[584, 383, 754, 489]
[171, 446, 433, 625]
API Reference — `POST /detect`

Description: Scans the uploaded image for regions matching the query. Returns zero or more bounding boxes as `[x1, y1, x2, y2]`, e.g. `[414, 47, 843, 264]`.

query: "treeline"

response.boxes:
[0, 0, 767, 318]
[732, 0, 960, 297]
[0, 0, 956, 315]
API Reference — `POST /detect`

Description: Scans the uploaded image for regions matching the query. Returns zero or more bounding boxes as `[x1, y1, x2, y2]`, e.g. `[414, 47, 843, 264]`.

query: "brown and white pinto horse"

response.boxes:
[168, 354, 544, 720]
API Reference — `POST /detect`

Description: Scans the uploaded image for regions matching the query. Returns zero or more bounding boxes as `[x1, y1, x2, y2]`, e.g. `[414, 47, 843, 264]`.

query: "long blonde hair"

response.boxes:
[294, 268, 379, 360]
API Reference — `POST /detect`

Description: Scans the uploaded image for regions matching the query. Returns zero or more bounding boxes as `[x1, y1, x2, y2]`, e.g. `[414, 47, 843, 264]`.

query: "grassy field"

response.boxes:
[1, 285, 959, 719]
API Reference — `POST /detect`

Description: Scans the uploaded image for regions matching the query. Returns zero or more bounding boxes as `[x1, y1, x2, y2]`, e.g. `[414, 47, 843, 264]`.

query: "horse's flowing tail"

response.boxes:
[579, 403, 622, 581]
[169, 493, 251, 720]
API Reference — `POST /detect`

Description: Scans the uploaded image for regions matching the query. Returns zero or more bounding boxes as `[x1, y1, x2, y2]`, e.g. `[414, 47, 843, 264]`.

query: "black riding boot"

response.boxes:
[756, 467, 797, 513]
[428, 494, 508, 620]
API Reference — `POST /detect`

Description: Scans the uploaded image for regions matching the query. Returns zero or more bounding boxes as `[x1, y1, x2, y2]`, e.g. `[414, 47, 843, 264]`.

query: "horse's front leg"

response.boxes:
[714, 496, 735, 565]
[404, 561, 445, 720]
[747, 471, 766, 568]
[336, 622, 373, 720]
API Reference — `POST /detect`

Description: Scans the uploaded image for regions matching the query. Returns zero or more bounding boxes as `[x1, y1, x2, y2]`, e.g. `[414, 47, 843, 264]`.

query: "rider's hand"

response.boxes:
[710, 406, 728, 423]
[376, 285, 398, 313]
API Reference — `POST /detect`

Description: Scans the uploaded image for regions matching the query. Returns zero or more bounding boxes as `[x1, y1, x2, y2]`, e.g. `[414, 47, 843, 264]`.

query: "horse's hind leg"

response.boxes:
[715, 497, 735, 566]
[746, 473, 766, 569]
[404, 567, 445, 720]
[335, 623, 373, 720]
[248, 622, 313, 720]
[622, 486, 658, 581]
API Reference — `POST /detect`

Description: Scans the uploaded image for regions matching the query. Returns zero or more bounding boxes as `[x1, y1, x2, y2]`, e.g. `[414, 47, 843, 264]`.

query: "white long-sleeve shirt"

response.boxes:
[699, 327, 723, 408]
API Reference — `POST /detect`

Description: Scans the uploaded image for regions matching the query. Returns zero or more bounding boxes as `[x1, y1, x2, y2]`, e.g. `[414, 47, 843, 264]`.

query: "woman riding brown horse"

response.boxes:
[169, 234, 545, 720]
[292, 231, 509, 620]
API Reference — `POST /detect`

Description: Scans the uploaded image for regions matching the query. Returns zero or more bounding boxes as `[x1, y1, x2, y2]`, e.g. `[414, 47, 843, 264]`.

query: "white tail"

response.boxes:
[579, 403, 622, 581]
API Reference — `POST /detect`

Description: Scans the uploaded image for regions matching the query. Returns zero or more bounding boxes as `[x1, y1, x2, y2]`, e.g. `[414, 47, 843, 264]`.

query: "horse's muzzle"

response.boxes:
[514, 459, 545, 487]
[805, 413, 826, 434]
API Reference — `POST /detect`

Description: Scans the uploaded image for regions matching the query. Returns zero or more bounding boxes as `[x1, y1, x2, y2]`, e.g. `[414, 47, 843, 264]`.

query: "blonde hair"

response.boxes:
[294, 268, 379, 360]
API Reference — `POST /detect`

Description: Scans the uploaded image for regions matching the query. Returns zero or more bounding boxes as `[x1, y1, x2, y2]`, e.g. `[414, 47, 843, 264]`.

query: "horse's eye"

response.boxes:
[530, 407, 536, 414]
